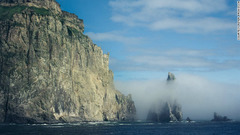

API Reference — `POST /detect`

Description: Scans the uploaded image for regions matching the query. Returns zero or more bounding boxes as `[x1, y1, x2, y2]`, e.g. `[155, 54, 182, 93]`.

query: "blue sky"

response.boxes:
[56, 0, 240, 119]
[56, 0, 240, 84]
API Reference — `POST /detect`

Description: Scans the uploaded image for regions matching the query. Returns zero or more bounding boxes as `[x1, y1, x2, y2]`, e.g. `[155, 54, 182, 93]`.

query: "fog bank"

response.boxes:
[115, 74, 240, 120]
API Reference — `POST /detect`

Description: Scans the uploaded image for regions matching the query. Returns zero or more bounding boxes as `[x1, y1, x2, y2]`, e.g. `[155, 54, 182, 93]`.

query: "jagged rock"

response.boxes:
[146, 73, 182, 122]
[147, 101, 182, 122]
[186, 117, 192, 122]
[211, 112, 231, 122]
[167, 72, 176, 81]
[0, 0, 136, 123]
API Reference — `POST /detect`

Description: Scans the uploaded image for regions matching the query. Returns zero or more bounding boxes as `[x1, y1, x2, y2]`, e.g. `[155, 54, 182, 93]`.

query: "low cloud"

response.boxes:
[86, 31, 144, 44]
[109, 0, 235, 33]
[115, 73, 240, 120]
[149, 17, 234, 33]
[110, 48, 240, 72]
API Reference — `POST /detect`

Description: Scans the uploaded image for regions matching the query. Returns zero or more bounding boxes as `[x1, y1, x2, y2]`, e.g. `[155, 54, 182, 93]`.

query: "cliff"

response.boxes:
[146, 73, 182, 122]
[0, 0, 136, 123]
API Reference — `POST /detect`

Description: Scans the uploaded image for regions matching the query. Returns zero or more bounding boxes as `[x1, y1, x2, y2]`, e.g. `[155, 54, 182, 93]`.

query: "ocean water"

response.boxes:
[0, 121, 240, 135]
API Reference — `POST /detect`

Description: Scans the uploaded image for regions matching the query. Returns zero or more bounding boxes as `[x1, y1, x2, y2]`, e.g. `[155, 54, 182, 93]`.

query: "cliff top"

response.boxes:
[0, 0, 61, 14]
[0, 0, 84, 32]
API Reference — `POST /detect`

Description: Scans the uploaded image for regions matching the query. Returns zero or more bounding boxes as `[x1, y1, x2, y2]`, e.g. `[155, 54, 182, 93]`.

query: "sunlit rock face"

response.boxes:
[146, 73, 182, 122]
[0, 0, 136, 123]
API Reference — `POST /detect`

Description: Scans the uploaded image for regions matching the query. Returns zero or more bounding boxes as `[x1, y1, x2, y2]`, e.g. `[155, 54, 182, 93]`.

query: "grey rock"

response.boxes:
[211, 112, 231, 122]
[186, 117, 192, 122]
[0, 0, 136, 123]
[146, 73, 182, 122]
[167, 72, 176, 81]
[147, 101, 182, 122]
[0, 0, 61, 14]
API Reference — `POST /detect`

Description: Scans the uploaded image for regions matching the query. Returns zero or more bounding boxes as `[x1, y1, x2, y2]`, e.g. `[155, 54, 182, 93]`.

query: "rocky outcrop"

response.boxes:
[186, 117, 192, 122]
[146, 72, 182, 122]
[0, 0, 61, 14]
[147, 101, 182, 122]
[167, 72, 176, 81]
[0, 0, 136, 123]
[211, 112, 231, 122]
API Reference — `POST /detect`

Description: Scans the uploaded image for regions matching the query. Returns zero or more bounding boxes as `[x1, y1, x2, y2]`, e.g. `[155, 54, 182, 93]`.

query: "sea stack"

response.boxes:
[146, 72, 182, 122]
[211, 112, 231, 122]
[0, 0, 136, 123]
[167, 72, 176, 81]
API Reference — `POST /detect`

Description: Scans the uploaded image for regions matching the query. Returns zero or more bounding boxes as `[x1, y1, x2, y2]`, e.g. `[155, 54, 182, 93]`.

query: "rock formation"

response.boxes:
[186, 117, 192, 122]
[0, 0, 136, 123]
[167, 72, 176, 81]
[211, 112, 231, 122]
[147, 101, 182, 122]
[146, 72, 182, 122]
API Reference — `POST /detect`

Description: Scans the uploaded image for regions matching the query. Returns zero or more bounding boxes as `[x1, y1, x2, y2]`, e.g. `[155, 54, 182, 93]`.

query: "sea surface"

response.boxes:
[0, 121, 240, 135]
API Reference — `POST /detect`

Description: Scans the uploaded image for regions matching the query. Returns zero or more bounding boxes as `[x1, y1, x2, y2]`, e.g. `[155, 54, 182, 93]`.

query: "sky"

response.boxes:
[56, 0, 240, 120]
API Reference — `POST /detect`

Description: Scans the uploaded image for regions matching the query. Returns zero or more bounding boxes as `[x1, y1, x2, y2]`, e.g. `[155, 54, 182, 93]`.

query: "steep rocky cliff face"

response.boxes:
[0, 0, 136, 123]
[146, 73, 182, 122]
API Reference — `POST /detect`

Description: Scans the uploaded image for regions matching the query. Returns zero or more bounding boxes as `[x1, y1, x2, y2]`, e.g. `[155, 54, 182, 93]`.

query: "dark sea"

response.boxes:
[0, 121, 240, 135]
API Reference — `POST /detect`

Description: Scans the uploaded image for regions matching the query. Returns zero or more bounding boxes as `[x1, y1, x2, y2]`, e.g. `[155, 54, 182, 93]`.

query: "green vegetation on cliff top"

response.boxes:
[0, 5, 50, 20]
